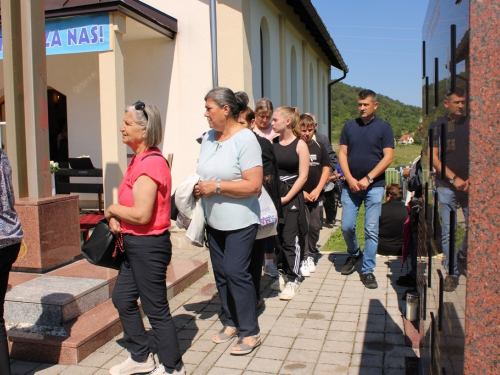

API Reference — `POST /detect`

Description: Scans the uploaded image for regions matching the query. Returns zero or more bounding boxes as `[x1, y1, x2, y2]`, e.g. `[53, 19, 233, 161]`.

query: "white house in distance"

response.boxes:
[398, 134, 415, 145]
[0, 0, 348, 208]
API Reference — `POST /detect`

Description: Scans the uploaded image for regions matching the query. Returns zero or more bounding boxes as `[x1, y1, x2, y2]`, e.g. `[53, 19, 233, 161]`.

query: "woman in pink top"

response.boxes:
[105, 101, 184, 375]
[253, 97, 278, 141]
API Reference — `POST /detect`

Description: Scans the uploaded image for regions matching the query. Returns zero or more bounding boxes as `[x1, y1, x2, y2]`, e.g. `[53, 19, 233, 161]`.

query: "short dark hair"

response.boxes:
[358, 89, 377, 102]
[445, 87, 466, 100]
[385, 183, 403, 201]
[240, 107, 255, 125]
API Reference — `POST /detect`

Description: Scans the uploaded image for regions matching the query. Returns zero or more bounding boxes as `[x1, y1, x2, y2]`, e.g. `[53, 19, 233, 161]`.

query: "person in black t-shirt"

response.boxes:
[338, 89, 395, 289]
[429, 88, 469, 292]
[378, 184, 408, 256]
[298, 114, 330, 277]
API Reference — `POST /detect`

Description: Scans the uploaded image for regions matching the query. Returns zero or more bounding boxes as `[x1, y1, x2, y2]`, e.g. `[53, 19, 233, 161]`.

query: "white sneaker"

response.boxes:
[300, 260, 310, 277]
[279, 281, 299, 300]
[307, 257, 316, 273]
[271, 271, 287, 291]
[264, 262, 279, 277]
[149, 364, 186, 375]
[109, 353, 155, 375]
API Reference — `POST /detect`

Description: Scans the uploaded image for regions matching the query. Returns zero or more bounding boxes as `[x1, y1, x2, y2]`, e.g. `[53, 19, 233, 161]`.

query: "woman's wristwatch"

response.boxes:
[216, 178, 221, 194]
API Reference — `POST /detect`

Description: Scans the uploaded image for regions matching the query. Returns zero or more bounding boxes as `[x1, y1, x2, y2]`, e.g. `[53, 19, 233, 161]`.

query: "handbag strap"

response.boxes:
[112, 231, 125, 258]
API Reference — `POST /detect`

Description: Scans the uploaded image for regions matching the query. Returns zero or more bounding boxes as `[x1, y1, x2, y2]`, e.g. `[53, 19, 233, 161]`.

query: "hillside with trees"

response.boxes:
[330, 82, 422, 144]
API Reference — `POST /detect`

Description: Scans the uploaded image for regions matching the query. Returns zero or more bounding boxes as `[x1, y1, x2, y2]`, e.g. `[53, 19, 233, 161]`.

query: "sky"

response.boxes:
[312, 0, 429, 107]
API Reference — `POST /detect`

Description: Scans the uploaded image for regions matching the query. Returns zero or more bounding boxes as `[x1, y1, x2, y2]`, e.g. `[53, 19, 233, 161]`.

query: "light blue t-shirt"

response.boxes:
[197, 128, 262, 231]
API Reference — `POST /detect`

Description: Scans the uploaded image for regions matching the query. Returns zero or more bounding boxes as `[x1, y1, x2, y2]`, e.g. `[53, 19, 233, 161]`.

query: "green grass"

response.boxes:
[323, 204, 365, 252]
[390, 144, 421, 168]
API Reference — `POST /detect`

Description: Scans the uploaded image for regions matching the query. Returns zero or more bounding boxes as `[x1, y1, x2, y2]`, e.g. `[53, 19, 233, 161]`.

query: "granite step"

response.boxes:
[7, 257, 209, 364]
[5, 275, 110, 327]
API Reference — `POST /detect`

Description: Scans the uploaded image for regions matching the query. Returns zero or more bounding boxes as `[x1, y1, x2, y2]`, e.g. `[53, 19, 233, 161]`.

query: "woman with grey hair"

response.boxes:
[106, 101, 184, 375]
[194, 87, 263, 355]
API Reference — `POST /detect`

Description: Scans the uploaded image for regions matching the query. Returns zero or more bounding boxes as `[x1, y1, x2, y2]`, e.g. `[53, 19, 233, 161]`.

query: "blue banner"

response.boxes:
[0, 13, 111, 59]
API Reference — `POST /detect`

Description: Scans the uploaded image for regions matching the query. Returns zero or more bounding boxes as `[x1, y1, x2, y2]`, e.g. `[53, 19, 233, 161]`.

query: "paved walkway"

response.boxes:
[9, 223, 418, 375]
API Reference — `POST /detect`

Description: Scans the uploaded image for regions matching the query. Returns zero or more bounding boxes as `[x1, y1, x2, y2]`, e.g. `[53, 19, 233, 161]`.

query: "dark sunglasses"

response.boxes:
[134, 100, 148, 121]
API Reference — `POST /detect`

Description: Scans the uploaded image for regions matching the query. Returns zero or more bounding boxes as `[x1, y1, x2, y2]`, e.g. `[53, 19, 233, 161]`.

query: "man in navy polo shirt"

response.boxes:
[338, 89, 394, 289]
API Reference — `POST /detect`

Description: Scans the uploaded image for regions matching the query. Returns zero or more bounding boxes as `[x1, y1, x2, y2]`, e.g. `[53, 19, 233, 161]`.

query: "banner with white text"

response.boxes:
[0, 13, 111, 59]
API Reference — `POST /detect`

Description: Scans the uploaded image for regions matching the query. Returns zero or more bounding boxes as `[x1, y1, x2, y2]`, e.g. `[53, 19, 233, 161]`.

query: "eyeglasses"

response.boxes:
[134, 100, 148, 121]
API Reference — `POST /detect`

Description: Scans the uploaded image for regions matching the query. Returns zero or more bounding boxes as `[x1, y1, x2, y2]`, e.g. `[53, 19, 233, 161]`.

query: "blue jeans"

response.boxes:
[341, 185, 385, 274]
[437, 187, 468, 276]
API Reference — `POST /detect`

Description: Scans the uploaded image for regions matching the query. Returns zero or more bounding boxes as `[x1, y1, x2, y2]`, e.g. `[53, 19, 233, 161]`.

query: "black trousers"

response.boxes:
[276, 197, 302, 281]
[207, 224, 259, 338]
[304, 200, 322, 259]
[0, 242, 21, 375]
[249, 237, 274, 302]
[112, 231, 182, 369]
[324, 189, 337, 224]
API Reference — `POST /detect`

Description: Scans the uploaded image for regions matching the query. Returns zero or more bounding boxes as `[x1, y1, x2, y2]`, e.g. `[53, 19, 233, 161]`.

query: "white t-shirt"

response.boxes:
[197, 128, 262, 231]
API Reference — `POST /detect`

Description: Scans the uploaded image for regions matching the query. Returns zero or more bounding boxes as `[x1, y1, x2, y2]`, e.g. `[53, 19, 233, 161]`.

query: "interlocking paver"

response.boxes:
[254, 346, 289, 361]
[286, 348, 320, 363]
[246, 358, 282, 374]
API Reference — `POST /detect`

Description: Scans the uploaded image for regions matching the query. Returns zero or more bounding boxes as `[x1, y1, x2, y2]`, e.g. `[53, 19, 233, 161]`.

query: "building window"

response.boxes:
[291, 46, 297, 107]
[260, 18, 271, 98]
[309, 64, 314, 113]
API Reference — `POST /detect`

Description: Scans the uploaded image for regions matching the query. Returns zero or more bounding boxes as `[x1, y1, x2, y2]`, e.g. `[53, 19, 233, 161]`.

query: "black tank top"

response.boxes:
[273, 137, 300, 183]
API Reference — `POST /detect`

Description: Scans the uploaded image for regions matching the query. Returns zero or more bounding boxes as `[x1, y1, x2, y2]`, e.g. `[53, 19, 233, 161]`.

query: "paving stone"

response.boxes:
[314, 363, 351, 374]
[59, 366, 99, 375]
[286, 348, 320, 363]
[190, 351, 222, 375]
[182, 349, 209, 365]
[292, 338, 324, 351]
[350, 353, 383, 367]
[348, 365, 384, 375]
[214, 353, 252, 369]
[355, 332, 384, 344]
[254, 346, 289, 361]
[188, 338, 217, 352]
[279, 361, 316, 374]
[296, 327, 327, 340]
[384, 354, 406, 369]
[262, 335, 294, 349]
[26, 364, 69, 375]
[78, 352, 116, 367]
[310, 302, 336, 312]
[322, 339, 354, 354]
[11, 361, 48, 375]
[301, 319, 331, 330]
[329, 321, 358, 332]
[352, 341, 384, 355]
[246, 358, 283, 374]
[207, 368, 243, 375]
[333, 312, 359, 322]
[327, 330, 356, 342]
[317, 351, 351, 366]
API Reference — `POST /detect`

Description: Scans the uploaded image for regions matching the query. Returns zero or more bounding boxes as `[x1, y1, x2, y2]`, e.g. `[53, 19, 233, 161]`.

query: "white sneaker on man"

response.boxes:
[264, 262, 279, 277]
[148, 364, 186, 375]
[271, 271, 287, 291]
[109, 353, 155, 375]
[279, 281, 299, 300]
[307, 257, 316, 273]
[300, 260, 310, 277]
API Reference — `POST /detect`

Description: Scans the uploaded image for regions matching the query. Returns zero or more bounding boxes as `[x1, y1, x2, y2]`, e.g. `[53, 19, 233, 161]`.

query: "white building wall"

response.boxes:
[1, 0, 337, 199]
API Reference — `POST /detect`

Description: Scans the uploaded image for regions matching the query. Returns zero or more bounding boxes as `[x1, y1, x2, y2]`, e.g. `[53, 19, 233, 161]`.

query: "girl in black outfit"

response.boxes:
[238, 106, 283, 307]
[271, 106, 309, 300]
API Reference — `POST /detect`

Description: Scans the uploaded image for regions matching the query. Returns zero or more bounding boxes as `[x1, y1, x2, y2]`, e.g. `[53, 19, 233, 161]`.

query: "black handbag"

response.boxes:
[81, 219, 125, 270]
